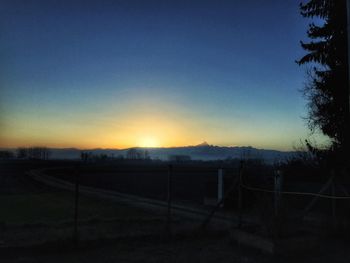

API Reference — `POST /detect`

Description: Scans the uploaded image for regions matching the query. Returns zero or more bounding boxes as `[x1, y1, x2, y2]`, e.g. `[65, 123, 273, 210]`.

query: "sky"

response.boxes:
[0, 0, 328, 150]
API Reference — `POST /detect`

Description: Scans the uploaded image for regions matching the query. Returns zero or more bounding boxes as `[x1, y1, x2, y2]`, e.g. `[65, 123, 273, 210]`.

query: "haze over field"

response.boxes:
[4, 142, 294, 163]
[0, 0, 329, 150]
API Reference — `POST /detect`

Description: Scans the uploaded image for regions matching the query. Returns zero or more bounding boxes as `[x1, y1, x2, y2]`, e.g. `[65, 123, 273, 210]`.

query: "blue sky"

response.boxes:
[0, 0, 328, 150]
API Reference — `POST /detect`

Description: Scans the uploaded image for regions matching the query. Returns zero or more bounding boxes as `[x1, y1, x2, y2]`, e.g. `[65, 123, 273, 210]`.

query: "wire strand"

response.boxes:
[240, 181, 350, 199]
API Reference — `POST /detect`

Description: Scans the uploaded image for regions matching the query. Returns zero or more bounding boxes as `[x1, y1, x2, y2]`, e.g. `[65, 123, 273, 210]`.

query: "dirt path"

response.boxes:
[2, 161, 350, 263]
[28, 167, 250, 229]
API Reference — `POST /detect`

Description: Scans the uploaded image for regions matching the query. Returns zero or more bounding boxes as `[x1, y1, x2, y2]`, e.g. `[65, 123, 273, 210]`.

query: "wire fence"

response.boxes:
[1, 159, 350, 249]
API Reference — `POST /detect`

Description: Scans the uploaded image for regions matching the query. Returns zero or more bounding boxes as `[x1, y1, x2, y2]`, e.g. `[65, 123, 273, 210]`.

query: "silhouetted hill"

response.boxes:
[195, 141, 210, 147]
[41, 144, 296, 163]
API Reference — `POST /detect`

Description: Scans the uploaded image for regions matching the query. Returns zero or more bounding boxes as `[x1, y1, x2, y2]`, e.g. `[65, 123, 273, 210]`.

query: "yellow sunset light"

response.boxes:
[139, 137, 159, 148]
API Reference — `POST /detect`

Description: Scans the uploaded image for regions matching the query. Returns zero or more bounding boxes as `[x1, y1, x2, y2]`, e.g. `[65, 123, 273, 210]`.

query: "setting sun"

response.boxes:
[139, 137, 159, 148]
[0, 0, 319, 152]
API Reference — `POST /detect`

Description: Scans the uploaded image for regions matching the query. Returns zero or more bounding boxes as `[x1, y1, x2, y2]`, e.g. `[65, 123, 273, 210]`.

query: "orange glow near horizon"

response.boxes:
[1, 1, 334, 153]
[0, 100, 317, 151]
[138, 137, 160, 148]
[0, 112, 204, 149]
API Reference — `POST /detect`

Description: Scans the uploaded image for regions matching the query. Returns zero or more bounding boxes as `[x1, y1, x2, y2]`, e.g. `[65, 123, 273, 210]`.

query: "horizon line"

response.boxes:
[0, 144, 296, 152]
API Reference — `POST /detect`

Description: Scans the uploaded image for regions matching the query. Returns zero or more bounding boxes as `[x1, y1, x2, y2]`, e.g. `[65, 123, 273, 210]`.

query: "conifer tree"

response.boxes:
[297, 0, 349, 163]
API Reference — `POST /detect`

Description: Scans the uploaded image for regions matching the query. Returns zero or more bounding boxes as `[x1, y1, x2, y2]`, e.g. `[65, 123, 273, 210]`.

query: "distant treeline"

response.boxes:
[80, 148, 151, 162]
[0, 150, 14, 159]
[0, 147, 51, 160]
[17, 147, 51, 160]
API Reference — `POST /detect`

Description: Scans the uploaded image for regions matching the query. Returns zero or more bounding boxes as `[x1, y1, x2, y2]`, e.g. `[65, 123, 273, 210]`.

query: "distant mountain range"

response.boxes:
[20, 142, 296, 163]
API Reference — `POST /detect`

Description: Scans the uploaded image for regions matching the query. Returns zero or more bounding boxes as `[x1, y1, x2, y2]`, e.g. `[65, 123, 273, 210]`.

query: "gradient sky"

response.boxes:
[0, 0, 328, 150]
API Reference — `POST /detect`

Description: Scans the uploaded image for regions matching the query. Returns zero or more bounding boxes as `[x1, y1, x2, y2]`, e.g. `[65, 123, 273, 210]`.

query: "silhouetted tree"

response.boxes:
[81, 151, 88, 161]
[126, 148, 150, 160]
[143, 149, 150, 160]
[126, 148, 140, 159]
[27, 147, 50, 160]
[0, 150, 14, 159]
[116, 154, 124, 160]
[16, 147, 28, 159]
[16, 147, 50, 160]
[99, 153, 108, 160]
[168, 155, 191, 162]
[297, 0, 349, 165]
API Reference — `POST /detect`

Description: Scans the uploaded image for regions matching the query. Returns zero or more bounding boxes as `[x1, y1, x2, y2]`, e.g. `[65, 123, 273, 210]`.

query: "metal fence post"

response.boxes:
[238, 161, 244, 228]
[331, 170, 337, 229]
[74, 165, 80, 246]
[166, 164, 173, 236]
[274, 170, 283, 217]
[218, 168, 224, 207]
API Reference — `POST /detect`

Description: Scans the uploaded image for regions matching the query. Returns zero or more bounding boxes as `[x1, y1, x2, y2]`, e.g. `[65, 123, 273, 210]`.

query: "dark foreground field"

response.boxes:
[1, 160, 350, 262]
[46, 161, 235, 205]
[2, 234, 350, 263]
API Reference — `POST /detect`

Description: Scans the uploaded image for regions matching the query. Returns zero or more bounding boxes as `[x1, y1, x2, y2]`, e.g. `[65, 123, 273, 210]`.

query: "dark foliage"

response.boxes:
[0, 150, 14, 159]
[297, 0, 349, 165]
[16, 147, 51, 160]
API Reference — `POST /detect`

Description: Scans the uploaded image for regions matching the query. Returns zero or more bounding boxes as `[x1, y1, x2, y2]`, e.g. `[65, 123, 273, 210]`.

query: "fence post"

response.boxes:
[238, 161, 244, 228]
[274, 170, 283, 217]
[74, 165, 80, 246]
[166, 164, 173, 237]
[218, 168, 224, 207]
[331, 170, 337, 229]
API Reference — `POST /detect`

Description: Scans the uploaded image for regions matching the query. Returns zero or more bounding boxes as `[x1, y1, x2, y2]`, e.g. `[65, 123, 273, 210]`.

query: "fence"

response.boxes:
[235, 162, 350, 240]
[1, 159, 350, 250]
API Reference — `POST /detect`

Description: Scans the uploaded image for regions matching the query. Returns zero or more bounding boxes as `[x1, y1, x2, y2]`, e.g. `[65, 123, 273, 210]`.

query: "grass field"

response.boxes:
[0, 161, 172, 248]
[0, 192, 153, 225]
[1, 160, 350, 262]
[0, 190, 181, 248]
